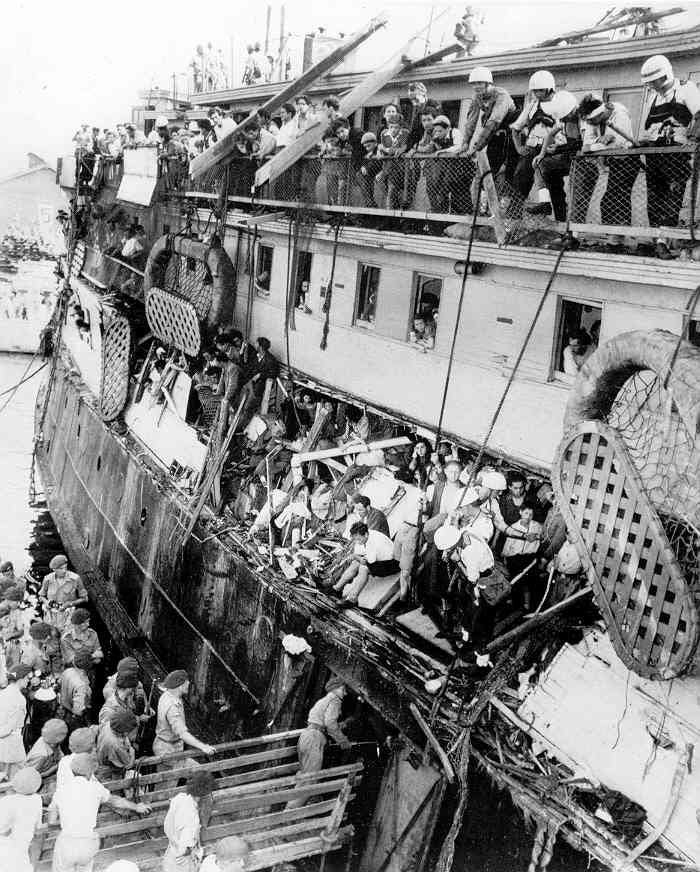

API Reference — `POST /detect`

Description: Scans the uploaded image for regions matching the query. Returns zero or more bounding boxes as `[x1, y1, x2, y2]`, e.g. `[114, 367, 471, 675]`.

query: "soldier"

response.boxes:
[57, 650, 93, 733]
[59, 608, 103, 668]
[96, 710, 138, 781]
[38, 555, 87, 632]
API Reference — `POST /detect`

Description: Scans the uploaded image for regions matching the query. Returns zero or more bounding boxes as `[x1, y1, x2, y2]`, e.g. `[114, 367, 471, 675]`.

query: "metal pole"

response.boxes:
[264, 4, 272, 55]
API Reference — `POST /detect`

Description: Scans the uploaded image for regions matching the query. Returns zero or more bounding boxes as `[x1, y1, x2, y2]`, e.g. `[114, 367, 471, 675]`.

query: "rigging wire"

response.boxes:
[320, 217, 344, 351]
[0, 362, 48, 414]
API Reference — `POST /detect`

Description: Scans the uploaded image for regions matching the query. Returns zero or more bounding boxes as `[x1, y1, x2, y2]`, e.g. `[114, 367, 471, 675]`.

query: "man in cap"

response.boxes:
[26, 717, 68, 788]
[60, 608, 103, 668]
[0, 560, 23, 598]
[162, 771, 216, 871]
[58, 650, 93, 733]
[0, 587, 25, 669]
[200, 836, 251, 872]
[55, 726, 97, 791]
[0, 663, 32, 779]
[22, 619, 62, 675]
[103, 655, 146, 703]
[639, 54, 700, 255]
[154, 670, 215, 790]
[96, 709, 138, 781]
[287, 677, 352, 809]
[0, 766, 44, 872]
[572, 93, 638, 228]
[49, 752, 151, 871]
[461, 67, 518, 187]
[39, 555, 87, 631]
[99, 670, 151, 732]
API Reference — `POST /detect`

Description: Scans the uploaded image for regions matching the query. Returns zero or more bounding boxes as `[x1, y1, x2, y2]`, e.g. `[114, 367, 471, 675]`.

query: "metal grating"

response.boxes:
[145, 286, 201, 357]
[553, 420, 699, 679]
[100, 314, 131, 422]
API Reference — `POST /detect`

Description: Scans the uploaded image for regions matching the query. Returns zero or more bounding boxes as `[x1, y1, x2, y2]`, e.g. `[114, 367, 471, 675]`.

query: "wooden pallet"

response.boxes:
[552, 421, 699, 679]
[37, 729, 361, 871]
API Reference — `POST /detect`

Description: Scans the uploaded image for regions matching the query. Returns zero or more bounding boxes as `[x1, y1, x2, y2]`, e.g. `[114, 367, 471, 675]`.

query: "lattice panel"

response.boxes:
[69, 240, 86, 280]
[164, 253, 213, 320]
[145, 287, 201, 357]
[553, 421, 699, 679]
[100, 315, 131, 422]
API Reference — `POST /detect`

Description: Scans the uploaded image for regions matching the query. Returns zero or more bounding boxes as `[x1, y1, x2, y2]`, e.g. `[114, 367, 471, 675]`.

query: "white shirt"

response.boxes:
[50, 775, 110, 837]
[215, 117, 236, 140]
[502, 520, 542, 557]
[426, 481, 465, 516]
[55, 753, 77, 791]
[355, 530, 394, 564]
[459, 535, 494, 583]
[164, 792, 200, 855]
[275, 119, 297, 149]
[580, 103, 633, 151]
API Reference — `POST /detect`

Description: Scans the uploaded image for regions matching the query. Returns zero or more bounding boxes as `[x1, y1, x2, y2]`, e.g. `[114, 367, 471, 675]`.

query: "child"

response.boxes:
[357, 132, 381, 207]
[377, 113, 409, 208]
[501, 502, 542, 610]
[321, 117, 353, 205]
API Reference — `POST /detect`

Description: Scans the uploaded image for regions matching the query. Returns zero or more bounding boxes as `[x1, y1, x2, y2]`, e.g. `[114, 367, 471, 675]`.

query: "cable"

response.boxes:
[320, 217, 343, 351]
[0, 362, 48, 414]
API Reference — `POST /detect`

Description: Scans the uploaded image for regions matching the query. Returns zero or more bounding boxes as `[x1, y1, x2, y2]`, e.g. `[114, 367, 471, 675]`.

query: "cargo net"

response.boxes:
[606, 368, 700, 591]
[569, 146, 700, 235]
[164, 252, 213, 320]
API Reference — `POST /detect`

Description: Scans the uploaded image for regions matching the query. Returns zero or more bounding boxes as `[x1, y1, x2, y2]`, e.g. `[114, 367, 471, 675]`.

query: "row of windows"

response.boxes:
[250, 244, 700, 373]
[253, 243, 443, 347]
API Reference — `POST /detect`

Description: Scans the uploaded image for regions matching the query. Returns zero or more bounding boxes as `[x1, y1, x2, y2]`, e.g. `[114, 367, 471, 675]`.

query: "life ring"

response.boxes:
[143, 234, 236, 339]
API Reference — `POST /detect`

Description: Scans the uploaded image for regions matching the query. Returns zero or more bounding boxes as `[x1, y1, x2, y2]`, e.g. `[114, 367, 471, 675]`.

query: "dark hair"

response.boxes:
[207, 107, 222, 119]
[322, 95, 341, 110]
[345, 405, 363, 423]
[330, 116, 350, 132]
[425, 99, 442, 113]
[568, 328, 590, 345]
[207, 365, 222, 380]
[383, 102, 399, 114]
[578, 94, 604, 119]
[519, 501, 537, 513]
[256, 336, 271, 351]
[507, 471, 527, 487]
[352, 494, 371, 508]
[282, 102, 296, 117]
[350, 522, 369, 537]
[420, 108, 437, 119]
[296, 94, 310, 104]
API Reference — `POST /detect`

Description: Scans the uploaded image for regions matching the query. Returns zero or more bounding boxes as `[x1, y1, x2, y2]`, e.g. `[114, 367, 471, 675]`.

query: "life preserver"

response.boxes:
[143, 234, 236, 339]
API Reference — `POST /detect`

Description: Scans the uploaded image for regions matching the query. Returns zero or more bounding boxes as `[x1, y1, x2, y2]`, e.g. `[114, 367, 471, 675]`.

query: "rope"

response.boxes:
[320, 218, 343, 351]
[435, 175, 484, 444]
[0, 361, 48, 415]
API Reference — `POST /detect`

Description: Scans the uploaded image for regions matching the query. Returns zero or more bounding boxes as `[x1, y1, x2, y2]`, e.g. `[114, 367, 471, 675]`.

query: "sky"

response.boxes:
[2, 0, 699, 177]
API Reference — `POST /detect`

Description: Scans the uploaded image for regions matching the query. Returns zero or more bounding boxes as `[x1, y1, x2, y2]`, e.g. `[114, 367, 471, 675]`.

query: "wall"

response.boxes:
[0, 167, 66, 251]
[229, 228, 690, 472]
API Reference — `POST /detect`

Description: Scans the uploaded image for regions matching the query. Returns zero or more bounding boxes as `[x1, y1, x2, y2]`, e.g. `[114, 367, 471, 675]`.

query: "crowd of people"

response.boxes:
[73, 52, 700, 250]
[0, 553, 251, 870]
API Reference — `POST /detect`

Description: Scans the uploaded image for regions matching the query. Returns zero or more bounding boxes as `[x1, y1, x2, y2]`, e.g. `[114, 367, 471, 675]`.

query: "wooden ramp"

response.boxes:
[37, 729, 361, 871]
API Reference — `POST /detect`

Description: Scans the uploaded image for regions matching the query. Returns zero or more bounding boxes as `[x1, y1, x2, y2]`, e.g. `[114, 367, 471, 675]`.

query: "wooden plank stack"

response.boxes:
[36, 730, 361, 871]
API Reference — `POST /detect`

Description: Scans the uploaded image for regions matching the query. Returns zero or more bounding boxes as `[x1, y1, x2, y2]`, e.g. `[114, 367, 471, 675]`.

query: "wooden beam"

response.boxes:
[255, 12, 447, 188]
[476, 150, 507, 246]
[190, 14, 388, 179]
[409, 702, 455, 782]
[291, 435, 411, 466]
[536, 7, 684, 47]
[403, 42, 461, 71]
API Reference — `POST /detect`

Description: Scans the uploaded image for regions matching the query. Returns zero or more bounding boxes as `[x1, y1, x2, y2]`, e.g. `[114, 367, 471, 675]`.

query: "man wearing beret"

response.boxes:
[58, 650, 93, 732]
[99, 670, 151, 730]
[155, 670, 215, 790]
[96, 709, 138, 780]
[0, 560, 24, 599]
[60, 608, 103, 668]
[39, 554, 88, 632]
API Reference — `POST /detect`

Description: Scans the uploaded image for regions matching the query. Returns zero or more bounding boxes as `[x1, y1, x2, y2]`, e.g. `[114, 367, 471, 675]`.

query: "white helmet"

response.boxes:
[469, 66, 493, 84]
[155, 115, 169, 128]
[529, 70, 556, 92]
[641, 54, 673, 85]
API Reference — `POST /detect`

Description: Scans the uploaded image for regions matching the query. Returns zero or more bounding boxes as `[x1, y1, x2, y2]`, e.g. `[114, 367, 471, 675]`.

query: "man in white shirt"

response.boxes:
[207, 107, 236, 142]
[162, 771, 215, 872]
[573, 93, 640, 227]
[333, 523, 399, 604]
[275, 102, 298, 150]
[200, 836, 250, 871]
[49, 753, 150, 871]
[562, 329, 593, 378]
[423, 459, 466, 541]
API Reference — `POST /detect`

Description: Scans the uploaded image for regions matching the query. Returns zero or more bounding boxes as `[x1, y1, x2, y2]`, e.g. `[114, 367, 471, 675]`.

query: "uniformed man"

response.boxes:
[58, 650, 93, 733]
[39, 555, 87, 631]
[59, 608, 103, 668]
[0, 561, 24, 598]
[102, 656, 146, 705]
[286, 676, 352, 809]
[154, 670, 215, 789]
[99, 671, 151, 730]
[162, 771, 215, 872]
[96, 710, 137, 781]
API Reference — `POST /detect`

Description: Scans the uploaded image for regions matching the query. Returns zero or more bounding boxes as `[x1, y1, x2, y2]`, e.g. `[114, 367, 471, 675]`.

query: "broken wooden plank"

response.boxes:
[291, 436, 411, 466]
[409, 702, 456, 782]
[476, 150, 507, 246]
[255, 13, 445, 188]
[190, 14, 388, 179]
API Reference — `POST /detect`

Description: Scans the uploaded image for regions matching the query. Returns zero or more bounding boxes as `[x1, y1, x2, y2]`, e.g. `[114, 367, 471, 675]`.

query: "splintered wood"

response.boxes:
[552, 420, 699, 679]
[37, 730, 361, 871]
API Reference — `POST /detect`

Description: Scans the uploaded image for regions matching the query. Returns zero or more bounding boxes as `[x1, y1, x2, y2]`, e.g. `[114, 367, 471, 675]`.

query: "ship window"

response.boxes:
[294, 251, 313, 310]
[255, 245, 273, 298]
[409, 273, 442, 348]
[686, 318, 700, 349]
[354, 264, 380, 327]
[554, 298, 602, 378]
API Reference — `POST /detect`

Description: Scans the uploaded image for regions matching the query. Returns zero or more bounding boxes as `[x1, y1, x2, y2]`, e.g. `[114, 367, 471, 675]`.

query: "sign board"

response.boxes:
[117, 148, 159, 206]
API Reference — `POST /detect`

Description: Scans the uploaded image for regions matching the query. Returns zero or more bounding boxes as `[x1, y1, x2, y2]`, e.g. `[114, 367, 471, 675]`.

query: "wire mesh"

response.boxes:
[164, 252, 213, 320]
[606, 369, 700, 591]
[569, 146, 699, 232]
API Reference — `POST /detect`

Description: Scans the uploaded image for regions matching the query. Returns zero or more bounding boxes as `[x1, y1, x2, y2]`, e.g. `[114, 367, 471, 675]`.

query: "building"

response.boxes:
[0, 153, 66, 253]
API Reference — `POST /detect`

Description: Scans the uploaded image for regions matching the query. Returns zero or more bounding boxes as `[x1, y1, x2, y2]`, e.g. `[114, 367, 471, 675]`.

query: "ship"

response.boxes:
[34, 10, 700, 871]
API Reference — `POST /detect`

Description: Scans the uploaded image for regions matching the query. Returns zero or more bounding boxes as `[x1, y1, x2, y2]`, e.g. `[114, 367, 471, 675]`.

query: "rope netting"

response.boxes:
[605, 369, 700, 591]
[164, 252, 213, 320]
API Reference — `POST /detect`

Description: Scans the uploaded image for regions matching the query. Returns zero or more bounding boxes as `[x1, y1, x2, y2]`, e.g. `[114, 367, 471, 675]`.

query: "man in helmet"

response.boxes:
[461, 67, 518, 180]
[639, 54, 700, 253]
[510, 70, 580, 221]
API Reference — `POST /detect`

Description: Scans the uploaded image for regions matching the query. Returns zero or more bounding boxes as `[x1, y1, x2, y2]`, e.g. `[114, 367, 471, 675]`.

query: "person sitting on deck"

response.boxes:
[333, 522, 399, 605]
[96, 709, 138, 782]
[0, 766, 44, 872]
[501, 501, 542, 611]
[343, 493, 390, 539]
[154, 670, 215, 790]
[286, 677, 352, 810]
[200, 836, 251, 872]
[60, 608, 103, 668]
[39, 554, 88, 632]
[162, 771, 216, 872]
[48, 752, 151, 872]
[58, 651, 93, 733]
